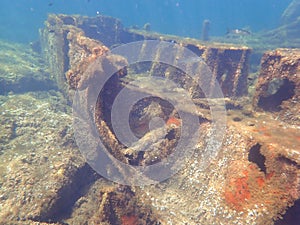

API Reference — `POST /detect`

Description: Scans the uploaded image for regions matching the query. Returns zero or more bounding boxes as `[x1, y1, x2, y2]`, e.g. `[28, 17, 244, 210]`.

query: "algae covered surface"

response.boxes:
[0, 41, 56, 95]
[0, 40, 89, 224]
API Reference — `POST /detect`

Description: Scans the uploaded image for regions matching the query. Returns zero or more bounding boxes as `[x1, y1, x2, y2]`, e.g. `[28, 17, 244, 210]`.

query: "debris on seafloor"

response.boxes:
[1, 13, 299, 225]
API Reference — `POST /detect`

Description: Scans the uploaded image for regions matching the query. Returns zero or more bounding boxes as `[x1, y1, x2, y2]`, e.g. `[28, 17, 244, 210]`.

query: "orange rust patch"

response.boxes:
[252, 125, 272, 137]
[224, 175, 251, 211]
[224, 162, 270, 211]
[256, 176, 265, 188]
[242, 169, 249, 176]
[166, 117, 181, 127]
[266, 171, 274, 180]
[262, 132, 271, 137]
[121, 214, 138, 225]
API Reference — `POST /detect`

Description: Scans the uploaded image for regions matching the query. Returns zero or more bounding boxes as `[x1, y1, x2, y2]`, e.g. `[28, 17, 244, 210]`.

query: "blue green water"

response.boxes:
[0, 0, 292, 43]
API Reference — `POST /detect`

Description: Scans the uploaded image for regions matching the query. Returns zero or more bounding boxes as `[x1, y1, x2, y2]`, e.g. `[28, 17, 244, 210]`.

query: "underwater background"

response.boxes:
[0, 0, 292, 43]
[1, 0, 300, 224]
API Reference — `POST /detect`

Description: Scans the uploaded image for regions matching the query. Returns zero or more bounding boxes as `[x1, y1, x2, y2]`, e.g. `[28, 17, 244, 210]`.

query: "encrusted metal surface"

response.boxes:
[34, 13, 300, 225]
